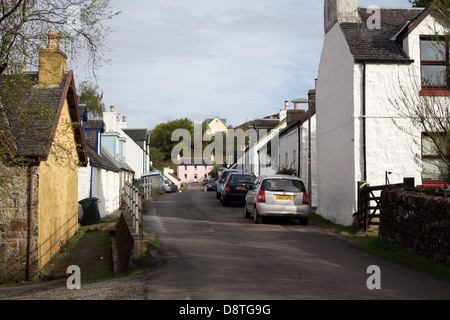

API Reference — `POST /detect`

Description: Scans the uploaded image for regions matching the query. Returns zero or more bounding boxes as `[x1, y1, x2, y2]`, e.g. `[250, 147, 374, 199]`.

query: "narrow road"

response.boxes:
[141, 184, 450, 300]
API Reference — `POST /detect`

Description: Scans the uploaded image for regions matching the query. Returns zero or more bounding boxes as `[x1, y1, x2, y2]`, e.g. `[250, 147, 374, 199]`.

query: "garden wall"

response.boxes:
[380, 189, 450, 266]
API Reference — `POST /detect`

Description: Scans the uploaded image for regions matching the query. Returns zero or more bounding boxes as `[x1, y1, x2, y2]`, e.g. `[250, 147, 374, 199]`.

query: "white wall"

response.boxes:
[316, 23, 356, 226]
[78, 162, 121, 219]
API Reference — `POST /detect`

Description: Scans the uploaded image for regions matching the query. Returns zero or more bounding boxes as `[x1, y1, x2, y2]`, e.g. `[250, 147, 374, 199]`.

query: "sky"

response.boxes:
[72, 0, 413, 131]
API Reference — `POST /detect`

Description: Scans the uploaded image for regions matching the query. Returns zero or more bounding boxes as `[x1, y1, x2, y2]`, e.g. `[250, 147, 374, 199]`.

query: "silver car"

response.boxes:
[244, 175, 310, 225]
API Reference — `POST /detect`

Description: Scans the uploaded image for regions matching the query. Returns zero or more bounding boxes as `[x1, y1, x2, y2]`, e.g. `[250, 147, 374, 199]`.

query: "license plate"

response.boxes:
[237, 186, 246, 190]
[275, 195, 293, 201]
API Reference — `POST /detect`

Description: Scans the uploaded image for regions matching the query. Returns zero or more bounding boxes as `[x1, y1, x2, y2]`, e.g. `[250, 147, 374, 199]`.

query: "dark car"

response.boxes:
[221, 173, 256, 206]
[216, 169, 243, 199]
[204, 179, 217, 192]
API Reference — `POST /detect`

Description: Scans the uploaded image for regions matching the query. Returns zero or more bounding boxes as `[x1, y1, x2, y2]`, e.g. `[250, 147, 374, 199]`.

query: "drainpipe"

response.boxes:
[26, 164, 34, 281]
[362, 61, 367, 182]
[297, 122, 301, 178]
[89, 161, 94, 198]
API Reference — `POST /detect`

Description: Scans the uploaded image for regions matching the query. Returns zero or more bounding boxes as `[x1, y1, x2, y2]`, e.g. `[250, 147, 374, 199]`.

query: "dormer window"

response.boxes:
[420, 36, 449, 93]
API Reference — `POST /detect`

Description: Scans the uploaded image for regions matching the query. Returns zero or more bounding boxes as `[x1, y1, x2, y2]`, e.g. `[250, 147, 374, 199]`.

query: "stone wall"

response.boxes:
[0, 165, 39, 283]
[380, 189, 450, 266]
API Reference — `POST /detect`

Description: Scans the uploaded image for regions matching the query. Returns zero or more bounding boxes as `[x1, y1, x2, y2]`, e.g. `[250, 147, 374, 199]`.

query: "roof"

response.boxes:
[85, 144, 119, 172]
[0, 71, 87, 163]
[122, 128, 148, 141]
[101, 147, 135, 173]
[253, 119, 280, 128]
[123, 128, 149, 151]
[204, 117, 227, 125]
[340, 7, 425, 63]
[84, 119, 104, 131]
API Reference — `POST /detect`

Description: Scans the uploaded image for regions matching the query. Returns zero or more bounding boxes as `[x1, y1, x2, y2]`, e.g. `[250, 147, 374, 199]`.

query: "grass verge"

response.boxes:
[310, 211, 450, 281]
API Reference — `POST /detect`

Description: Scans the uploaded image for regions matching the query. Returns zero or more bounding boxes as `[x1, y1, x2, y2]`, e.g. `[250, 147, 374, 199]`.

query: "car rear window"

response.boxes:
[231, 175, 255, 183]
[261, 179, 305, 192]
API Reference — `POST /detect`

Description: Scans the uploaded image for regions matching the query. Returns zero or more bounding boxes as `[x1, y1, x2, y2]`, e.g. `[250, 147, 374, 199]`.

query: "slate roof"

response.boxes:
[85, 144, 119, 172]
[101, 147, 135, 173]
[340, 7, 425, 63]
[123, 128, 149, 151]
[0, 71, 86, 163]
[122, 128, 148, 141]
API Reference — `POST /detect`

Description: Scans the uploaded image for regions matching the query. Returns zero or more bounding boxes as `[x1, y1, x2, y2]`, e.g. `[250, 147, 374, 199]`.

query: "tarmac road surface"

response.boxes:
[1, 183, 450, 301]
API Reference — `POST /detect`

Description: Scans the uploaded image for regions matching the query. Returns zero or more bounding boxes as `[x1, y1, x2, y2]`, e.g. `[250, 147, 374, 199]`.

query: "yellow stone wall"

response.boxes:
[38, 98, 79, 269]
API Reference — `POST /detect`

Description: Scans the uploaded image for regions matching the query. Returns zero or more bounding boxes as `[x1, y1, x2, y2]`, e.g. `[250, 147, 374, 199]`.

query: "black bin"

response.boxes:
[78, 197, 101, 226]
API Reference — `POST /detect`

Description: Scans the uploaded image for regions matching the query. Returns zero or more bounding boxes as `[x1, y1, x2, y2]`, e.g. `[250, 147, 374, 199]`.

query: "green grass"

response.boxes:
[353, 234, 450, 281]
[309, 211, 359, 235]
[311, 209, 450, 281]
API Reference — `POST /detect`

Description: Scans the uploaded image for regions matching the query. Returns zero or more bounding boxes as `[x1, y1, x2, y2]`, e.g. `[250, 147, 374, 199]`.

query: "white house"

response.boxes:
[204, 116, 228, 135]
[278, 93, 318, 207]
[102, 106, 151, 178]
[77, 115, 121, 219]
[316, 0, 449, 225]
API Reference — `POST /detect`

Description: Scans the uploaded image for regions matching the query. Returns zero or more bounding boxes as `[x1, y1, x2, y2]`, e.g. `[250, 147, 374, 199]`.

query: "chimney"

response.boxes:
[324, 0, 359, 34]
[123, 116, 126, 122]
[110, 105, 115, 112]
[284, 100, 289, 110]
[38, 31, 67, 85]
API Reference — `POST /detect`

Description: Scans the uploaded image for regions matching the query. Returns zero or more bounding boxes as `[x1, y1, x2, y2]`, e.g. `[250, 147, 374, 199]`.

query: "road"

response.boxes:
[1, 184, 450, 302]
[142, 184, 450, 300]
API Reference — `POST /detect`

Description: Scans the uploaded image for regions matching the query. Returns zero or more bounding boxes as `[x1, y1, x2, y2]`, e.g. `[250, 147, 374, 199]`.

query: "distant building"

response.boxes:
[204, 116, 228, 135]
[177, 154, 215, 184]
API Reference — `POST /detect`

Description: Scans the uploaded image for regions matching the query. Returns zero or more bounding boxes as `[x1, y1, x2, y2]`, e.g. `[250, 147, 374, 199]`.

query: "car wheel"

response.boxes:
[244, 204, 251, 218]
[299, 217, 308, 226]
[254, 208, 262, 224]
[222, 197, 228, 206]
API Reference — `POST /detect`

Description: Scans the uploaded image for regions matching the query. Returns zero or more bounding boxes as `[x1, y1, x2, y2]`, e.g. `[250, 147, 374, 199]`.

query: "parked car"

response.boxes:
[244, 174, 310, 225]
[204, 178, 217, 192]
[221, 173, 256, 206]
[163, 179, 172, 193]
[171, 183, 179, 193]
[216, 169, 243, 199]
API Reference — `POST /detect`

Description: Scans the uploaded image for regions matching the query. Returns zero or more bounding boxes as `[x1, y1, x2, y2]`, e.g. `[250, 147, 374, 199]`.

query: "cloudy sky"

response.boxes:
[72, 0, 413, 131]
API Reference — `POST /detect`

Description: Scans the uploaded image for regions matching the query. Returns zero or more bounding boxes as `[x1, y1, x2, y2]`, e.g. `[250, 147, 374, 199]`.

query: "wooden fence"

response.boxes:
[353, 177, 414, 230]
[124, 182, 144, 240]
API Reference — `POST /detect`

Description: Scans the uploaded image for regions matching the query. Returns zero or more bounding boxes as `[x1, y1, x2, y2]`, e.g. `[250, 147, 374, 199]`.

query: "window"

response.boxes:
[421, 133, 449, 182]
[420, 36, 449, 92]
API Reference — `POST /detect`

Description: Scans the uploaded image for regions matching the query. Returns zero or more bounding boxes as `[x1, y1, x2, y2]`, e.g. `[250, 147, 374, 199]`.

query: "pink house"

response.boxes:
[177, 155, 215, 184]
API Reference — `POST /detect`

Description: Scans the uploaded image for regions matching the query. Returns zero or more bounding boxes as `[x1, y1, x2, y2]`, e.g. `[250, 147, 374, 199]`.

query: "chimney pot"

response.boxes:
[47, 31, 60, 49]
[284, 100, 289, 110]
[110, 105, 115, 112]
[123, 116, 126, 122]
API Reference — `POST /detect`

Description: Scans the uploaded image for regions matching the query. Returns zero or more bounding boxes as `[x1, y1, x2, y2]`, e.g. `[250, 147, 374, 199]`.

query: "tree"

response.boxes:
[150, 118, 196, 161]
[78, 80, 105, 117]
[410, 0, 434, 7]
[0, 0, 120, 75]
[389, 1, 449, 189]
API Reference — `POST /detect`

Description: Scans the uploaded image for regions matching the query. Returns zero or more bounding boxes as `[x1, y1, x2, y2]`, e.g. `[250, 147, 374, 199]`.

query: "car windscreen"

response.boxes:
[230, 175, 255, 183]
[261, 179, 305, 192]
